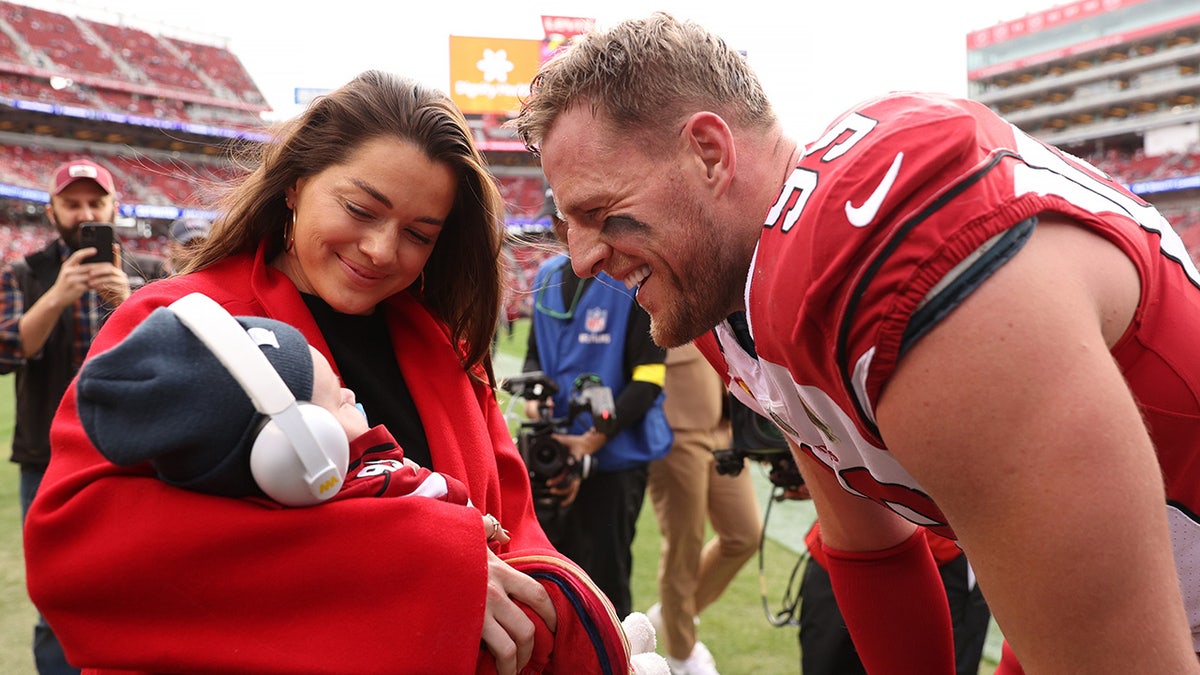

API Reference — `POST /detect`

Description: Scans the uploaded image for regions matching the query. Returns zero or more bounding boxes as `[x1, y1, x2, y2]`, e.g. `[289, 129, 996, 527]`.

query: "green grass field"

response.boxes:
[0, 373, 34, 675]
[0, 319, 998, 674]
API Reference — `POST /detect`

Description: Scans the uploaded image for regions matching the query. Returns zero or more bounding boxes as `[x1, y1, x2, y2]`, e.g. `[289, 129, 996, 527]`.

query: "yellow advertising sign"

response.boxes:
[449, 35, 543, 115]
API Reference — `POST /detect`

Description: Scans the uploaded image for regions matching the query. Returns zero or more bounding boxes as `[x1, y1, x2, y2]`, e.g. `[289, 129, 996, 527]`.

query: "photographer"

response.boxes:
[0, 159, 166, 675]
[522, 246, 672, 618]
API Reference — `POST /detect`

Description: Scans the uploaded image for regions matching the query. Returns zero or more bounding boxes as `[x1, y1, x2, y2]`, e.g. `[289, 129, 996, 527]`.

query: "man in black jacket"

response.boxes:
[0, 159, 166, 675]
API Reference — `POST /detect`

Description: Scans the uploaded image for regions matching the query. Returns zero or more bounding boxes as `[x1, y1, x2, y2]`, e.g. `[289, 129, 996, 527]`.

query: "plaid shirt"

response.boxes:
[0, 240, 103, 371]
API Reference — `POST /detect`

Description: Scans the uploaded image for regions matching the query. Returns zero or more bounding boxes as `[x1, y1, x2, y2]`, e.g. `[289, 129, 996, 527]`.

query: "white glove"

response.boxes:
[622, 611, 670, 675]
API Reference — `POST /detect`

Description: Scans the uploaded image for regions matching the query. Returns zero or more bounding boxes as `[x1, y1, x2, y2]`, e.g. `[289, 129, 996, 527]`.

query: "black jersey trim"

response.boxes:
[1169, 499, 1200, 525]
[899, 217, 1036, 355]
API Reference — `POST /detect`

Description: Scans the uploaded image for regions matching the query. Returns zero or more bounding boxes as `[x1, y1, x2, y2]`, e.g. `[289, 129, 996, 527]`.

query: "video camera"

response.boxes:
[501, 371, 617, 505]
[714, 396, 804, 491]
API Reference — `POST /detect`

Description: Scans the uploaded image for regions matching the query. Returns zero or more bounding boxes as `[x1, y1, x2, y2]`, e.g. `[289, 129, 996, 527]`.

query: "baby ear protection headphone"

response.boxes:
[168, 293, 349, 507]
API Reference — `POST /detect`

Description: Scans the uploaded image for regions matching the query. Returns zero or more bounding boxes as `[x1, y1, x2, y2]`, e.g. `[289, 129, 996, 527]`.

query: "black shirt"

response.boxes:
[302, 294, 432, 468]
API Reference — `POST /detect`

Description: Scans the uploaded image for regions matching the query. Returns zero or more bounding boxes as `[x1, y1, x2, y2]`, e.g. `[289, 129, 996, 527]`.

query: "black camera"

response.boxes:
[714, 396, 804, 491]
[501, 371, 618, 505]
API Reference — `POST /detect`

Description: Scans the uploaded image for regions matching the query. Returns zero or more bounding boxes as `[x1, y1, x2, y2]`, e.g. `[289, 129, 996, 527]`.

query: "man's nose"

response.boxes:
[566, 225, 609, 279]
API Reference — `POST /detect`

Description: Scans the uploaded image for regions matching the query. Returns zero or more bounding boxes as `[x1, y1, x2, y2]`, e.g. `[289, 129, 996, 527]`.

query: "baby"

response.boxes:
[75, 295, 507, 543]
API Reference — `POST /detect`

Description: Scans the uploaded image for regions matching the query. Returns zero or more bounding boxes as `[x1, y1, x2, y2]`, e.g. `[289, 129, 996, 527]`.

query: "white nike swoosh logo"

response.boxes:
[844, 151, 904, 228]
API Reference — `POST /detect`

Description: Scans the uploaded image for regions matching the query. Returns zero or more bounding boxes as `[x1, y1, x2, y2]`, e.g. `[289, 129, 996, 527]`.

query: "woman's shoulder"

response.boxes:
[106, 255, 262, 345]
[136, 258, 250, 302]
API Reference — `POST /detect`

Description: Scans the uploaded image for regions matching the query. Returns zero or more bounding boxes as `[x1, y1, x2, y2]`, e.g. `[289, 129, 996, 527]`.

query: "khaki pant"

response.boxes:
[647, 425, 762, 660]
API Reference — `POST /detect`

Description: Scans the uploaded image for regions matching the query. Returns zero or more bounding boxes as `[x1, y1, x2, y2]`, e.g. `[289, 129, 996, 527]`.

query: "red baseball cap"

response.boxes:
[51, 160, 116, 196]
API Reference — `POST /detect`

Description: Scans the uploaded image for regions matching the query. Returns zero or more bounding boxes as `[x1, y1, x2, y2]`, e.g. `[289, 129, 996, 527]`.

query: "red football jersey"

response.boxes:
[701, 92, 1200, 645]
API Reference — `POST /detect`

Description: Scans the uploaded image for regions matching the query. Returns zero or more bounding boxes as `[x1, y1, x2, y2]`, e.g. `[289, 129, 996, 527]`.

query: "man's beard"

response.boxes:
[51, 210, 83, 250]
[646, 212, 750, 349]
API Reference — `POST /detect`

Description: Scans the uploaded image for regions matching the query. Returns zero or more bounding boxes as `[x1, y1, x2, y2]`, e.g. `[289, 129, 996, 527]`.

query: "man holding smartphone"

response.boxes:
[0, 159, 166, 675]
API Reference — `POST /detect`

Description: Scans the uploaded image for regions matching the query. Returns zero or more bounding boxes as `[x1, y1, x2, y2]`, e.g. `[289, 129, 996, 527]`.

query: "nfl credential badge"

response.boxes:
[585, 307, 607, 333]
[580, 307, 612, 344]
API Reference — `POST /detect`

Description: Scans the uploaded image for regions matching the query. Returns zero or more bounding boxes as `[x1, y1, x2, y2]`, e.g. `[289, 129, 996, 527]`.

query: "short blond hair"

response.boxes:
[515, 12, 775, 155]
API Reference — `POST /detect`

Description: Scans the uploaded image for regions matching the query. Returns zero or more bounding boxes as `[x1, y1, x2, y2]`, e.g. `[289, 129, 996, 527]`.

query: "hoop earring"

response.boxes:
[284, 210, 296, 252]
[415, 272, 425, 295]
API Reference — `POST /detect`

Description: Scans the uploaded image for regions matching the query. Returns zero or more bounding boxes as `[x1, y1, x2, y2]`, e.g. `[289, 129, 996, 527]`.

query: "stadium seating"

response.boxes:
[0, 0, 266, 113]
[166, 37, 266, 105]
[497, 175, 548, 219]
[0, 21, 19, 62]
[0, 0, 269, 233]
[0, 2, 122, 79]
[0, 223, 55, 267]
[83, 19, 209, 95]
[1087, 147, 1200, 183]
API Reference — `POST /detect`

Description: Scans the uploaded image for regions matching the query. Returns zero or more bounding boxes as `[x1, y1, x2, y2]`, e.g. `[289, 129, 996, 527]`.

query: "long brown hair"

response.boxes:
[185, 70, 504, 378]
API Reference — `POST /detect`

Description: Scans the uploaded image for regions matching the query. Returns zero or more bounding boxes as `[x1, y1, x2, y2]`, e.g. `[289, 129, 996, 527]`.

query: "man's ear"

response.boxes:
[683, 112, 736, 195]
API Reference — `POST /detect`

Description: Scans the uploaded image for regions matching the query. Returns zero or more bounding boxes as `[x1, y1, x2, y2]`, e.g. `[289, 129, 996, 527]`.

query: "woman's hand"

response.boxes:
[482, 514, 510, 544]
[481, 548, 557, 675]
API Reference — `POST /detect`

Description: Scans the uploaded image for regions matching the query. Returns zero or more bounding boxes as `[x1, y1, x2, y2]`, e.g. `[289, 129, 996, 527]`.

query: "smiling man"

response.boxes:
[515, 12, 1200, 675]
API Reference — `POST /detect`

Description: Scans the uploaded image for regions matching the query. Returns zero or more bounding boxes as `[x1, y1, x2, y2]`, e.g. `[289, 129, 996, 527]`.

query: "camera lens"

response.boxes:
[529, 437, 568, 478]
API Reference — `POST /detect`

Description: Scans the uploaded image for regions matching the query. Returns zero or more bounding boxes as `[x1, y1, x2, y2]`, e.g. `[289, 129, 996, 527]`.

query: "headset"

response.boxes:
[168, 292, 348, 506]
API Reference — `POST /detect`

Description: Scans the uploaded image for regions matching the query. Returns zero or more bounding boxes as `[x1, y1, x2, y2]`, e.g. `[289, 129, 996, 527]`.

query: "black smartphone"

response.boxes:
[79, 223, 114, 264]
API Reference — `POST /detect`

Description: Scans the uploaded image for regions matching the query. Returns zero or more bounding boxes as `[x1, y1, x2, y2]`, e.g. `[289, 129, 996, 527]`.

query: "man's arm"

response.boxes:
[608, 299, 666, 436]
[878, 216, 1199, 673]
[522, 317, 541, 373]
[0, 266, 30, 370]
[12, 249, 99, 359]
[795, 449, 956, 675]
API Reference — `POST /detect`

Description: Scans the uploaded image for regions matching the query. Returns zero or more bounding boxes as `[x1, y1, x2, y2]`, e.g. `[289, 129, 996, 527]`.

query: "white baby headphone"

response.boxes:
[168, 293, 349, 507]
